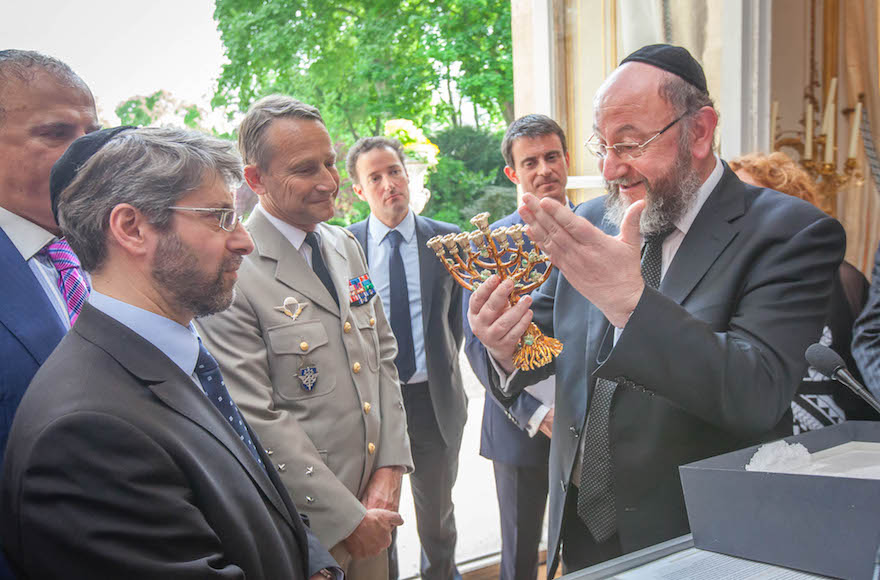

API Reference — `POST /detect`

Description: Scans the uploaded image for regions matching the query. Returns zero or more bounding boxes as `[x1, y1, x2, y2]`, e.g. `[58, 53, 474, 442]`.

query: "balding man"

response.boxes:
[0, 51, 99, 579]
[468, 44, 845, 575]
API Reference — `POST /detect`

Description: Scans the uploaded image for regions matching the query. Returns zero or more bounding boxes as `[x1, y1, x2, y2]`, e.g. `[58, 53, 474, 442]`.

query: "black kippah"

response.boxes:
[620, 44, 708, 94]
[49, 126, 135, 223]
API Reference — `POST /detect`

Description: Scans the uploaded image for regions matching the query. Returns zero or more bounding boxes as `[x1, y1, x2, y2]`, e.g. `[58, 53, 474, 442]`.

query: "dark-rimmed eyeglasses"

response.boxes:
[168, 206, 241, 232]
[585, 112, 689, 161]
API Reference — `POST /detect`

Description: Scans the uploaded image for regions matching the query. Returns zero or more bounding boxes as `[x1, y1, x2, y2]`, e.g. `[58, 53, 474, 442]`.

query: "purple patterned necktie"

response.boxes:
[39, 238, 90, 325]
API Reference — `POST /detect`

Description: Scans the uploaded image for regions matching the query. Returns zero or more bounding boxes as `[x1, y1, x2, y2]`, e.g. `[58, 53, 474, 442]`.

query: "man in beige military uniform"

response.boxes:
[196, 95, 413, 580]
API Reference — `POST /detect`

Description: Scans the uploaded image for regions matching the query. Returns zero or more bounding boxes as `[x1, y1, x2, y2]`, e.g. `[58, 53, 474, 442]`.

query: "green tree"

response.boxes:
[213, 0, 436, 142]
[115, 90, 218, 133]
[421, 125, 515, 229]
[212, 0, 513, 140]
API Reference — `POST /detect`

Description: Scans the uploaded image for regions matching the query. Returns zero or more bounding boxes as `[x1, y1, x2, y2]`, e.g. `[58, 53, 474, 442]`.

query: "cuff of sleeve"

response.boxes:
[490, 356, 519, 395]
[525, 404, 551, 438]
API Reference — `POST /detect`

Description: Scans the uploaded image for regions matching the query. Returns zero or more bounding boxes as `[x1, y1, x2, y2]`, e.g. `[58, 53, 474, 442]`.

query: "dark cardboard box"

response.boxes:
[679, 421, 880, 580]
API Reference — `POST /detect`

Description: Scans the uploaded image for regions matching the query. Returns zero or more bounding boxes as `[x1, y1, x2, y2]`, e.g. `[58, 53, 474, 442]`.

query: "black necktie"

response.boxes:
[577, 226, 675, 542]
[387, 230, 416, 384]
[304, 231, 339, 307]
[195, 340, 265, 471]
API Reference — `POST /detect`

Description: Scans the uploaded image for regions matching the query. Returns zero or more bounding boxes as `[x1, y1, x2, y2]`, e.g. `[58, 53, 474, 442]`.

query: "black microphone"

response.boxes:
[805, 343, 880, 416]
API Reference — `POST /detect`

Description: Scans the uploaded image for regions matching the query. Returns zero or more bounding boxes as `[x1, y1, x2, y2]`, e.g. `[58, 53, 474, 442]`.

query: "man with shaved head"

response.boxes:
[0, 48, 100, 579]
[468, 44, 845, 575]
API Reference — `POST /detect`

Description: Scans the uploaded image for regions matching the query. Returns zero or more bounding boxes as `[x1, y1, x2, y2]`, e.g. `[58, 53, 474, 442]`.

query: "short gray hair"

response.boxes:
[346, 136, 407, 185]
[657, 71, 716, 139]
[238, 95, 325, 169]
[58, 127, 243, 272]
[0, 50, 89, 124]
[501, 114, 568, 168]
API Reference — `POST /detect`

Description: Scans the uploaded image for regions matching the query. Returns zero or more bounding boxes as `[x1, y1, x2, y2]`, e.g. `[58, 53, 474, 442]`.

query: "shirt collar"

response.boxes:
[672, 154, 723, 237]
[88, 291, 200, 377]
[0, 205, 56, 260]
[368, 209, 415, 246]
[256, 203, 308, 251]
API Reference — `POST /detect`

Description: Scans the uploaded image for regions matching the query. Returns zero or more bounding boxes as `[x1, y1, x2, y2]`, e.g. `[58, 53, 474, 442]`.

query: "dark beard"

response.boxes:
[152, 231, 241, 318]
[602, 139, 703, 235]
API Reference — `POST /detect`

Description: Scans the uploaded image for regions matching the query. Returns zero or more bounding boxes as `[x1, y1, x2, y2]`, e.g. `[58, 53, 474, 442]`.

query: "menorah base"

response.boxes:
[513, 323, 563, 371]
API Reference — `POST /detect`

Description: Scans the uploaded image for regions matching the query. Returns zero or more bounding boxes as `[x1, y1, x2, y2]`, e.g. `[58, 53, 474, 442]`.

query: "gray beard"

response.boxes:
[603, 149, 703, 235]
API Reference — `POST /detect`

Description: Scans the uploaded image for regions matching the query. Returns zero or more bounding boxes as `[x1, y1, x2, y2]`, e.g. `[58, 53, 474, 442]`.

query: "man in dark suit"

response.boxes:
[347, 137, 467, 580]
[1, 126, 339, 579]
[463, 114, 573, 580]
[853, 242, 880, 399]
[0, 49, 100, 580]
[468, 44, 845, 576]
[0, 50, 99, 464]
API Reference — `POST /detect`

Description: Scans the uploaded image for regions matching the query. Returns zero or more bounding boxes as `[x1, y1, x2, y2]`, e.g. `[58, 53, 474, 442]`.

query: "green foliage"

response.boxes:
[115, 90, 218, 134]
[421, 124, 515, 229]
[212, 0, 513, 142]
[115, 90, 168, 127]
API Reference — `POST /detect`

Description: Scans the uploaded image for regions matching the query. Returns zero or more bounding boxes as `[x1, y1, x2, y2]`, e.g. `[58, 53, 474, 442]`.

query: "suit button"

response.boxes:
[569, 426, 579, 438]
[368, 442, 376, 455]
[300, 341, 309, 352]
[344, 321, 352, 333]
[277, 463, 287, 472]
[363, 402, 372, 414]
[306, 496, 315, 503]
[353, 362, 361, 374]
[369, 317, 376, 326]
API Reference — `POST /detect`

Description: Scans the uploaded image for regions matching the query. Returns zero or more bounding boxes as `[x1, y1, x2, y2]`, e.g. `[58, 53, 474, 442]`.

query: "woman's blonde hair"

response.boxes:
[729, 151, 818, 206]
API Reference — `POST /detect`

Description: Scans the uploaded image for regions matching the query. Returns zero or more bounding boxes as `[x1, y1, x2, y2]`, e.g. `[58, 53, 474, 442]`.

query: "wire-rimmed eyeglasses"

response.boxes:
[168, 206, 241, 232]
[585, 111, 689, 161]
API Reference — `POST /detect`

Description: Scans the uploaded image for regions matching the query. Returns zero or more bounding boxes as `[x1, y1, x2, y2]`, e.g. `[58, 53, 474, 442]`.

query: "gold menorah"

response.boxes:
[427, 212, 563, 371]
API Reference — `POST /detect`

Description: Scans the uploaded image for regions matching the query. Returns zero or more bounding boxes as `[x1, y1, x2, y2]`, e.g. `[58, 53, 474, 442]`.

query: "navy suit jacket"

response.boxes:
[0, 227, 67, 465]
[0, 227, 67, 579]
[348, 214, 467, 448]
[462, 211, 550, 467]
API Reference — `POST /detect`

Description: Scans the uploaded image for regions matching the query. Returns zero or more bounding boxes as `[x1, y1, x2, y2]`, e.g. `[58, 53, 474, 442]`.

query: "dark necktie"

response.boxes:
[387, 230, 416, 384]
[195, 340, 265, 471]
[39, 238, 90, 325]
[577, 226, 675, 542]
[304, 231, 339, 307]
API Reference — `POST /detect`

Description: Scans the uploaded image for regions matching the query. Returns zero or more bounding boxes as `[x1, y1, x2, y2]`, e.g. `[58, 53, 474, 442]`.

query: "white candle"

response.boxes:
[805, 101, 813, 160]
[822, 77, 837, 135]
[848, 102, 863, 159]
[825, 109, 835, 164]
[770, 101, 779, 149]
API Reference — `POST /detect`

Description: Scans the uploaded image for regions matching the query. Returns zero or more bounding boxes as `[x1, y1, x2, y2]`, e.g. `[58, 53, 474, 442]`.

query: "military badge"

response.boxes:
[275, 296, 308, 321]
[298, 360, 318, 391]
[349, 274, 376, 306]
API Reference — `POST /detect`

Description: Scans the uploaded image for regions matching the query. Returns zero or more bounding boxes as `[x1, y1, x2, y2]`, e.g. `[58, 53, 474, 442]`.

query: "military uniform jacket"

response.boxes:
[196, 209, 413, 551]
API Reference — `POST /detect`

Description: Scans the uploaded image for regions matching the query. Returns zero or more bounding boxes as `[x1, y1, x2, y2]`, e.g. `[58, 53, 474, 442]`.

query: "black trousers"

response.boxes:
[389, 382, 461, 580]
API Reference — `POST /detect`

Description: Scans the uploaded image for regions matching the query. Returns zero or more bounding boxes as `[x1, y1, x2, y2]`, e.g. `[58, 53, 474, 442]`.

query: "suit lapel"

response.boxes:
[415, 216, 437, 335]
[660, 167, 745, 305]
[0, 229, 67, 363]
[74, 304, 296, 530]
[247, 211, 340, 314]
[320, 223, 352, 319]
